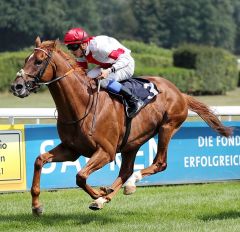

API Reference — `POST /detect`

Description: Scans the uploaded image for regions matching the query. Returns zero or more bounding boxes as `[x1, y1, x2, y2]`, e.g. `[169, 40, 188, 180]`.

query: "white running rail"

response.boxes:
[0, 106, 240, 125]
[0, 108, 57, 124]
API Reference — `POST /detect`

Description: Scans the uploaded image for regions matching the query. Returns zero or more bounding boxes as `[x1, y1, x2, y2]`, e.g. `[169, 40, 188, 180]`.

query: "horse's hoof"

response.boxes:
[124, 185, 136, 195]
[100, 186, 114, 195]
[89, 197, 108, 210]
[32, 205, 43, 216]
[89, 201, 103, 211]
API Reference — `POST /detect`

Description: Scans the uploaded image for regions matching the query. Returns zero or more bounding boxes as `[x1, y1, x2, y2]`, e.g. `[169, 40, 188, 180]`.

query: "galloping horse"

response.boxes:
[11, 37, 232, 215]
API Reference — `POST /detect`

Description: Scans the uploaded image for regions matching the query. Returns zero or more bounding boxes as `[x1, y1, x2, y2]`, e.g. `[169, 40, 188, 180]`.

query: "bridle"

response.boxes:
[16, 46, 96, 125]
[32, 47, 53, 84]
[16, 48, 75, 92]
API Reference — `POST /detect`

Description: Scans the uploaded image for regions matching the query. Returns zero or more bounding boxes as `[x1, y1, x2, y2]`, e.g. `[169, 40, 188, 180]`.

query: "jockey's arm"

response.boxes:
[96, 46, 132, 73]
[111, 53, 131, 72]
[100, 53, 132, 78]
[93, 36, 132, 72]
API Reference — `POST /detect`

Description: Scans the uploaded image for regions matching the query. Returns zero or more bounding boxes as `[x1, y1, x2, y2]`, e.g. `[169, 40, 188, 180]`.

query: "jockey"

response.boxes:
[64, 27, 144, 118]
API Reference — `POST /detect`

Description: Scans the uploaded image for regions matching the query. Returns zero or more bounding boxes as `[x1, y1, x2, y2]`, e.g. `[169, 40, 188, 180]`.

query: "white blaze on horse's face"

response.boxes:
[28, 53, 34, 61]
[16, 69, 25, 78]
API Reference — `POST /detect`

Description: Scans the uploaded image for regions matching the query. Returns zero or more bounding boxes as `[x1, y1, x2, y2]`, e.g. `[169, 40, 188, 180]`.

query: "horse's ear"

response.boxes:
[53, 39, 60, 49]
[35, 36, 41, 47]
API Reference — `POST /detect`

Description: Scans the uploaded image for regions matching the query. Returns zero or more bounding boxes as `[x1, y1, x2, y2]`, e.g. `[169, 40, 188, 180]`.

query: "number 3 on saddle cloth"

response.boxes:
[119, 77, 160, 114]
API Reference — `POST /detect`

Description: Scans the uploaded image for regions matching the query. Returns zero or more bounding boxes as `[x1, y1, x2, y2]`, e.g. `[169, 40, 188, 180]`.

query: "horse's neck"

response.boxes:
[48, 57, 91, 121]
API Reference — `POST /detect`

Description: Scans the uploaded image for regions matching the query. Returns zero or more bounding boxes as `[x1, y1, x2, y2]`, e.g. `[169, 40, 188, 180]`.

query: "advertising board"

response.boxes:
[0, 125, 26, 191]
[24, 122, 240, 190]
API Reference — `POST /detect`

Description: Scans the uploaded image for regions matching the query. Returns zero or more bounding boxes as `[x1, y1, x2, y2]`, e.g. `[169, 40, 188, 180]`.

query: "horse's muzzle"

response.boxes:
[10, 82, 30, 98]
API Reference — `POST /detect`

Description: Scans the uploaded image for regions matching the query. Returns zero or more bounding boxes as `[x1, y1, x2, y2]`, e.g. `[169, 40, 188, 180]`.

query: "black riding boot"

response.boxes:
[119, 86, 144, 118]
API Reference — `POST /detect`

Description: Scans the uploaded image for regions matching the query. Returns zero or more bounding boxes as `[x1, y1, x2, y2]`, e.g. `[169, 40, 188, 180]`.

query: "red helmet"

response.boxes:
[64, 28, 89, 45]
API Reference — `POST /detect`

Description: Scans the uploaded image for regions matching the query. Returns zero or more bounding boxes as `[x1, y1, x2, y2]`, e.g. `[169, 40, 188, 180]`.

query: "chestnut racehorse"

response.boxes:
[10, 37, 232, 215]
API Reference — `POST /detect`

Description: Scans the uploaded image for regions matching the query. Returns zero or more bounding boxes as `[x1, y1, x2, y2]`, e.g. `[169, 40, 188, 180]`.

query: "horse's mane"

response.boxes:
[40, 40, 86, 75]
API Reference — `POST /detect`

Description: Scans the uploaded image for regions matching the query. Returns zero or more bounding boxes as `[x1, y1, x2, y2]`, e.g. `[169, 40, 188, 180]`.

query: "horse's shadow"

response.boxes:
[199, 210, 240, 221]
[0, 212, 121, 226]
[0, 212, 113, 225]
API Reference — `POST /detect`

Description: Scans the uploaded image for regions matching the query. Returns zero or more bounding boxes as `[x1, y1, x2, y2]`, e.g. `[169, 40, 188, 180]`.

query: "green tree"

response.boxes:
[198, 0, 236, 51]
[159, 0, 202, 48]
[0, 0, 68, 51]
[232, 0, 240, 53]
[130, 0, 236, 51]
[130, 0, 160, 45]
[64, 0, 100, 35]
[96, 0, 138, 40]
[0, 0, 238, 52]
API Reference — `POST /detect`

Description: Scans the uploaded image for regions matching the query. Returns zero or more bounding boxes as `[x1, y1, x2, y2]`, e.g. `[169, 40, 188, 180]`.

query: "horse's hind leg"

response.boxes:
[31, 143, 77, 216]
[89, 149, 138, 210]
[124, 118, 184, 195]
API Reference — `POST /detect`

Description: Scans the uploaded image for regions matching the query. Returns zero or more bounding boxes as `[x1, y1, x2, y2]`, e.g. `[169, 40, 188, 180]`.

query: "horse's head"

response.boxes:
[10, 37, 58, 98]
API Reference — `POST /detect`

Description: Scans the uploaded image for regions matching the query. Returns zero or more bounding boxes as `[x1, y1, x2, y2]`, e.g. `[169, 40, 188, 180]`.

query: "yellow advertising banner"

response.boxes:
[0, 125, 26, 191]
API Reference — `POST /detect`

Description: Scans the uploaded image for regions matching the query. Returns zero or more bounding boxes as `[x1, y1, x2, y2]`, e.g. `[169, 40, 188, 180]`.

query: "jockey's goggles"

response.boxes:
[67, 44, 80, 51]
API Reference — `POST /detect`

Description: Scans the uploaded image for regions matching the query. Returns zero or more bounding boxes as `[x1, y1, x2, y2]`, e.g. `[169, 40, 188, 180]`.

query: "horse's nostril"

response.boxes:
[16, 84, 24, 90]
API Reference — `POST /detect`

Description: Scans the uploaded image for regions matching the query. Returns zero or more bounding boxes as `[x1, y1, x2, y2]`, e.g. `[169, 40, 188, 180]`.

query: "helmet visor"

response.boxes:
[67, 44, 80, 51]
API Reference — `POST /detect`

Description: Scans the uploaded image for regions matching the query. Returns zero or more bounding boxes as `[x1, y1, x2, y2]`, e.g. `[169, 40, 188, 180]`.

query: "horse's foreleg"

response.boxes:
[76, 147, 113, 201]
[31, 143, 77, 216]
[31, 152, 52, 215]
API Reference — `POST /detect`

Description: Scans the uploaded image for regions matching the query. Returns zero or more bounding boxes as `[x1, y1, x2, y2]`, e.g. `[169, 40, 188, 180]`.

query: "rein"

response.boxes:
[40, 69, 75, 85]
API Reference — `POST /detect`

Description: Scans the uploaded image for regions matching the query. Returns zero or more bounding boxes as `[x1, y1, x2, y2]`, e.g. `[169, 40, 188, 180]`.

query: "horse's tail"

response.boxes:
[183, 94, 233, 137]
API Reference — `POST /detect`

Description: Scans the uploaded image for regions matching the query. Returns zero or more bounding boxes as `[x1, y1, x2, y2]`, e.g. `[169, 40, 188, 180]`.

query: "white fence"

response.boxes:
[0, 106, 240, 124]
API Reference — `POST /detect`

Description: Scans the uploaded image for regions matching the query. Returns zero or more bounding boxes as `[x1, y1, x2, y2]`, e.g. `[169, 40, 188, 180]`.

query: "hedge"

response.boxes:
[123, 40, 173, 68]
[0, 41, 238, 95]
[122, 40, 172, 58]
[134, 66, 198, 93]
[173, 44, 239, 94]
[133, 53, 172, 68]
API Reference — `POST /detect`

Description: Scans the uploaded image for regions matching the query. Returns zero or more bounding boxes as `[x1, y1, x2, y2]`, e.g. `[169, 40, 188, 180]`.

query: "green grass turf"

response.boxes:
[195, 87, 240, 106]
[0, 182, 239, 232]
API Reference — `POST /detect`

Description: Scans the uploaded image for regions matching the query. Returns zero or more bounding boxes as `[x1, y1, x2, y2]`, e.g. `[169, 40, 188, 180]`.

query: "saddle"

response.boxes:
[120, 77, 159, 113]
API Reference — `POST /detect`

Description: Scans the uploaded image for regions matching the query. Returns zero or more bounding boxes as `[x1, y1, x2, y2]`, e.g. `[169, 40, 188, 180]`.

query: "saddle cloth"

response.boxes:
[120, 77, 159, 106]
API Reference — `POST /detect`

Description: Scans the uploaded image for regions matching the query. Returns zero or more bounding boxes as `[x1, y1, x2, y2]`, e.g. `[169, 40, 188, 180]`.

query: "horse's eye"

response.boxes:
[35, 60, 42, 66]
